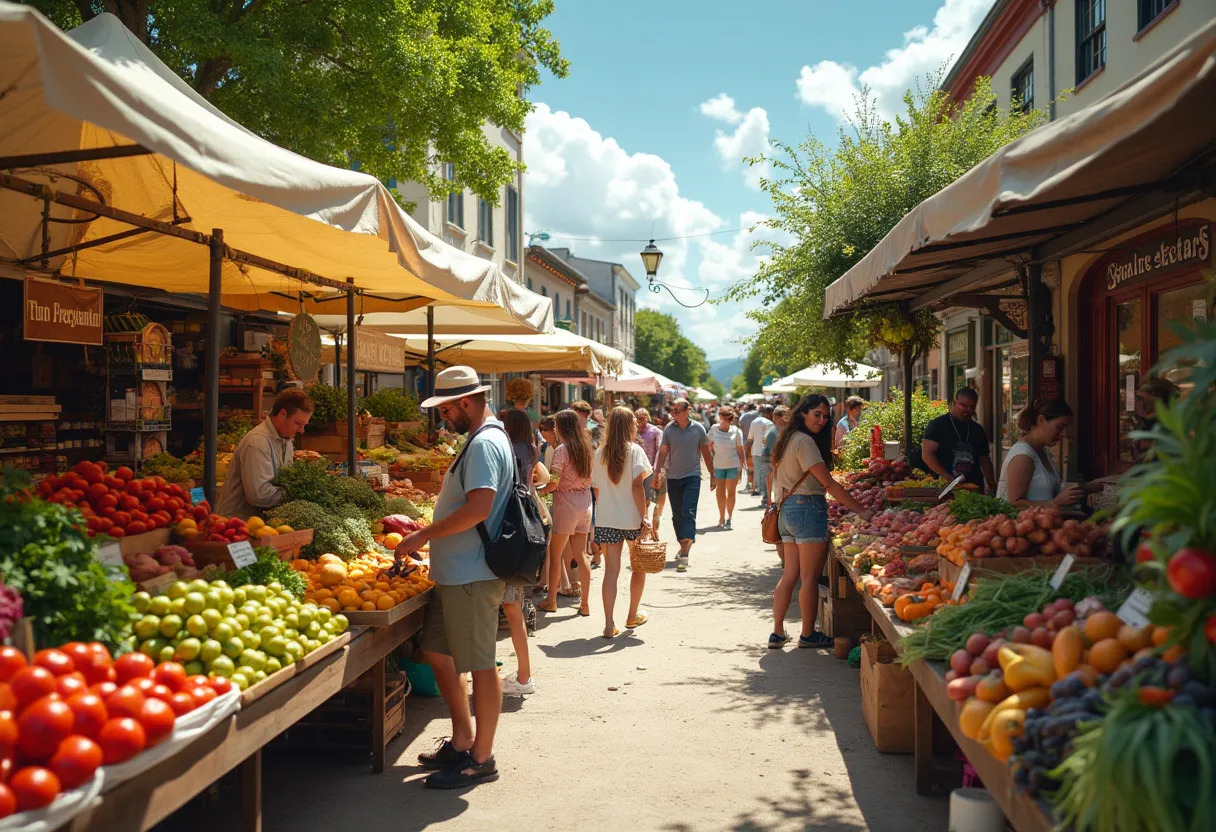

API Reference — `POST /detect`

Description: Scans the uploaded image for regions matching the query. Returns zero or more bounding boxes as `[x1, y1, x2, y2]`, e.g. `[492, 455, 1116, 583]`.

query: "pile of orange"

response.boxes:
[293, 552, 433, 613]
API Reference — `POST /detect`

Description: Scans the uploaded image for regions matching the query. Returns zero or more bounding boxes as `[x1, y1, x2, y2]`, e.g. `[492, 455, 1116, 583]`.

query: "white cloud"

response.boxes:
[523, 103, 771, 361]
[796, 0, 993, 121]
[699, 93, 743, 125]
[700, 93, 771, 189]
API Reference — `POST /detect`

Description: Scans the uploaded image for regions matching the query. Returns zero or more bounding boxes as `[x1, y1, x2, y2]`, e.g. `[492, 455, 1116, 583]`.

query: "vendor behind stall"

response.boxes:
[216, 389, 313, 519]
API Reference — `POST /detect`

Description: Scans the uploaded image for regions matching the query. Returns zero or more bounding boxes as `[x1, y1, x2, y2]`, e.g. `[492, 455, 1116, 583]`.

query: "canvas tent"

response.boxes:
[763, 363, 882, 393]
[389, 330, 624, 376]
[602, 360, 685, 394]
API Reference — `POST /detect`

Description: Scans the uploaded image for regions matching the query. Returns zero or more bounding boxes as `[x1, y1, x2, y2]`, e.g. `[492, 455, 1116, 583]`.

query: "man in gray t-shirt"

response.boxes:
[654, 398, 714, 572]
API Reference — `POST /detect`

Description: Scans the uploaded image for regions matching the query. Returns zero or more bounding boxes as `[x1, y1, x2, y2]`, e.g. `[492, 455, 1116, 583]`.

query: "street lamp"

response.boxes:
[640, 239, 663, 278]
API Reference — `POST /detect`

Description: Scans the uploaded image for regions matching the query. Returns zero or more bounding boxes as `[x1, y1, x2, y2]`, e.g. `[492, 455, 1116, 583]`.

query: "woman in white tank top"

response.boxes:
[996, 400, 1082, 507]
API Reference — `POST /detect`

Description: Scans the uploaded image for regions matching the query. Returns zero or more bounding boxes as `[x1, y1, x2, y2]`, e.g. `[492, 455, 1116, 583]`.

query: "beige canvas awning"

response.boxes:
[824, 17, 1216, 317]
[0, 4, 551, 332]
[390, 330, 625, 375]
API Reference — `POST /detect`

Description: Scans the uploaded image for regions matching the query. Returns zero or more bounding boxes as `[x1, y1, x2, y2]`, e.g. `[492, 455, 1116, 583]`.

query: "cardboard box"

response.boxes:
[860, 637, 915, 753]
[822, 594, 870, 642]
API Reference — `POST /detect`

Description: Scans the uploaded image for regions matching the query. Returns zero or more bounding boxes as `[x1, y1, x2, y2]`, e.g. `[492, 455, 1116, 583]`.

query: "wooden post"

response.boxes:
[240, 749, 262, 832]
[913, 680, 933, 795]
[1026, 261, 1053, 401]
[204, 229, 224, 504]
[372, 658, 386, 774]
[427, 305, 437, 439]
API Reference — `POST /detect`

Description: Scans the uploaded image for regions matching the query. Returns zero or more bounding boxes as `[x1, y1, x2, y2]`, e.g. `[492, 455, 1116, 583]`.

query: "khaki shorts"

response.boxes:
[420, 580, 506, 673]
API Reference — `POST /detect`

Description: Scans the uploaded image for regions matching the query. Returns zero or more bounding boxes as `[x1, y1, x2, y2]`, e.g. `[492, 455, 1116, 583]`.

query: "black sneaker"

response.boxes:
[425, 754, 500, 789]
[418, 739, 469, 770]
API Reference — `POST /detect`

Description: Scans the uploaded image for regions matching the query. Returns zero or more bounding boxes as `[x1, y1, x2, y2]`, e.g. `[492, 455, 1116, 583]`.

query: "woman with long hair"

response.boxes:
[707, 406, 745, 529]
[591, 407, 653, 638]
[996, 400, 1083, 508]
[536, 410, 594, 616]
[769, 394, 873, 649]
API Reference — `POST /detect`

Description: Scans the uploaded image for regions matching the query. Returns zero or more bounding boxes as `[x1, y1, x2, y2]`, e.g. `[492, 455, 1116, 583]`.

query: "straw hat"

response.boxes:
[420, 366, 492, 409]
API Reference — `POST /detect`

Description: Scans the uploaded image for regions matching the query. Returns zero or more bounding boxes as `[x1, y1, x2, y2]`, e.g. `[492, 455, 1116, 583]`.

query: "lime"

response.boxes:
[132, 592, 152, 613]
[159, 614, 183, 639]
[186, 614, 210, 638]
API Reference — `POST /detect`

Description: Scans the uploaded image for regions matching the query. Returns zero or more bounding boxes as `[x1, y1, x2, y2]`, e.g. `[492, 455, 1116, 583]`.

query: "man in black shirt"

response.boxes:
[921, 388, 996, 494]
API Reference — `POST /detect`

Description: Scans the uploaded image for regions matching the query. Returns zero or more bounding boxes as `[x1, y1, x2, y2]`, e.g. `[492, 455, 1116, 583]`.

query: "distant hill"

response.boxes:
[708, 356, 744, 390]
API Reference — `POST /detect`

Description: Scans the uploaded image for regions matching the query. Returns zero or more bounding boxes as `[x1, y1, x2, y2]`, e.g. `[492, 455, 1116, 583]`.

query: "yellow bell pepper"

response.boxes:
[998, 644, 1056, 692]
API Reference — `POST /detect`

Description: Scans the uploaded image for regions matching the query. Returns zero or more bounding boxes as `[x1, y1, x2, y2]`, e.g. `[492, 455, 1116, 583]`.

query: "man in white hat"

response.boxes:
[392, 366, 513, 789]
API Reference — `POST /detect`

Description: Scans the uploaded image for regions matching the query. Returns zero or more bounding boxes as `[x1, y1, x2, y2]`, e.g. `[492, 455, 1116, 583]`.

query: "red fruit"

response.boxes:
[55, 674, 88, 700]
[97, 493, 118, 510]
[97, 718, 145, 764]
[117, 494, 139, 512]
[130, 510, 148, 523]
[145, 497, 165, 512]
[147, 684, 174, 704]
[0, 685, 14, 713]
[103, 686, 145, 721]
[132, 678, 158, 696]
[32, 650, 74, 678]
[1136, 542, 1157, 563]
[49, 735, 102, 789]
[17, 698, 74, 761]
[9, 766, 60, 811]
[86, 483, 109, 503]
[150, 664, 187, 693]
[75, 652, 114, 687]
[115, 466, 134, 482]
[113, 653, 155, 685]
[0, 782, 14, 818]
[136, 698, 175, 747]
[11, 667, 57, 710]
[186, 675, 210, 689]
[0, 710, 18, 750]
[125, 521, 148, 536]
[1206, 613, 1216, 645]
[109, 527, 126, 538]
[58, 644, 92, 671]
[0, 650, 25, 685]
[65, 693, 107, 740]
[207, 677, 233, 696]
[187, 685, 216, 706]
[89, 681, 117, 700]
[1166, 548, 1216, 599]
[167, 692, 196, 716]
[193, 506, 209, 521]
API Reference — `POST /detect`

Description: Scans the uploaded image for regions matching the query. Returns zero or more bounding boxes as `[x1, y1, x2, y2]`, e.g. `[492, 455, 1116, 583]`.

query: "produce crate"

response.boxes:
[117, 527, 173, 556]
[340, 588, 432, 627]
[261, 528, 314, 560]
[281, 666, 406, 752]
[296, 432, 348, 456]
[937, 554, 1109, 584]
[860, 636, 915, 753]
[822, 593, 871, 643]
[898, 544, 937, 558]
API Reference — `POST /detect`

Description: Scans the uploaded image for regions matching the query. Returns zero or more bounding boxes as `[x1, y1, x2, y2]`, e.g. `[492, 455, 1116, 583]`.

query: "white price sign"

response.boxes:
[1049, 554, 1076, 590]
[228, 540, 257, 569]
[1116, 587, 1155, 628]
[97, 541, 124, 568]
[952, 564, 972, 601]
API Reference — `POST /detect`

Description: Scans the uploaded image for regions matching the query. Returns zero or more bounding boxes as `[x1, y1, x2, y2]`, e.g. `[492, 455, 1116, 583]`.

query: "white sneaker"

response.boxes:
[501, 672, 535, 696]
[676, 555, 688, 572]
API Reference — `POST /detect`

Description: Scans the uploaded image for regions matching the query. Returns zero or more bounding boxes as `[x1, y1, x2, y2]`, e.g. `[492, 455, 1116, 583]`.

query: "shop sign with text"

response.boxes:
[23, 279, 104, 345]
[355, 328, 406, 374]
[1104, 220, 1212, 292]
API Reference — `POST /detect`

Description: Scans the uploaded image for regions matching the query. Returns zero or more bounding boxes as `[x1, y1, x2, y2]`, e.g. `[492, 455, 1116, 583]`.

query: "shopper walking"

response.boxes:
[592, 407, 654, 638]
[769, 394, 873, 649]
[738, 404, 758, 493]
[653, 398, 715, 572]
[634, 408, 665, 535]
[707, 406, 745, 529]
[758, 405, 787, 508]
[394, 366, 510, 788]
[746, 405, 773, 497]
[536, 410, 594, 615]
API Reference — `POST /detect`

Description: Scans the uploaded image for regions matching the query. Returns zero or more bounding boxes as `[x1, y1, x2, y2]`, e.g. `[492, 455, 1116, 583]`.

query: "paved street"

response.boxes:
[188, 480, 948, 831]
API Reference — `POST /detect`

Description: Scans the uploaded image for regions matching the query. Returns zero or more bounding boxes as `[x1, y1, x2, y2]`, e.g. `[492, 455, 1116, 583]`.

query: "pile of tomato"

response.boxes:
[0, 644, 232, 817]
[36, 461, 211, 539]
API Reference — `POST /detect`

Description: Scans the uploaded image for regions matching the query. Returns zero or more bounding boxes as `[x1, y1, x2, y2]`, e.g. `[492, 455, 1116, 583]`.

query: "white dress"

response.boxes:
[996, 441, 1062, 502]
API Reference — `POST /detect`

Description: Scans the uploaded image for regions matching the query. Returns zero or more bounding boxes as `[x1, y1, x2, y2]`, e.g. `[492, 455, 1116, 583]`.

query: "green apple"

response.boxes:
[296, 607, 314, 629]
[175, 637, 202, 662]
[233, 587, 248, 606]
[252, 669, 267, 683]
[263, 656, 282, 674]
[266, 581, 283, 594]
[239, 649, 267, 672]
[186, 615, 209, 638]
[159, 614, 183, 639]
[241, 630, 261, 650]
[230, 671, 250, 690]
[202, 608, 223, 630]
[253, 614, 274, 631]
[332, 614, 349, 630]
[317, 631, 332, 644]
[222, 637, 245, 659]
[284, 640, 304, 661]
[200, 639, 224, 664]
[314, 607, 332, 624]
[211, 622, 235, 643]
[165, 581, 188, 599]
[158, 644, 176, 663]
[183, 592, 207, 615]
[262, 636, 287, 657]
[247, 585, 267, 603]
[258, 625, 281, 643]
[283, 612, 300, 630]
[169, 597, 187, 617]
[132, 591, 152, 613]
[140, 637, 167, 657]
[204, 588, 225, 610]
[148, 595, 172, 616]
[218, 586, 235, 607]
[134, 615, 161, 641]
[209, 655, 236, 677]
[235, 613, 251, 630]
[186, 578, 210, 595]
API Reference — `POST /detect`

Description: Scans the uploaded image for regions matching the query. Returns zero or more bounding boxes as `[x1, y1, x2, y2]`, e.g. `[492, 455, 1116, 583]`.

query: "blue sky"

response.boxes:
[522, 0, 995, 364]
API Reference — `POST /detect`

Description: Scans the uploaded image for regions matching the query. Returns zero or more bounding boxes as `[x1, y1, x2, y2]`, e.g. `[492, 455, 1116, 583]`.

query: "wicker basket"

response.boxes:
[628, 537, 668, 574]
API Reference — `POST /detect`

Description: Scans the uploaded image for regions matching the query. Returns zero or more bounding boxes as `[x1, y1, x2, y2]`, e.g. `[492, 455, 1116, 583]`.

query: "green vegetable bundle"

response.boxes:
[359, 387, 421, 422]
[328, 476, 385, 521]
[266, 499, 372, 561]
[274, 460, 336, 508]
[897, 569, 1127, 663]
[226, 547, 307, 599]
[948, 490, 1017, 524]
[384, 496, 421, 520]
[304, 384, 345, 429]
[140, 452, 193, 483]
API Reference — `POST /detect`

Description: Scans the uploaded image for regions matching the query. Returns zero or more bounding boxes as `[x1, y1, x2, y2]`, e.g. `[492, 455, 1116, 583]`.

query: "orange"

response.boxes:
[1088, 638, 1128, 673]
[376, 595, 396, 610]
[1162, 644, 1185, 663]
[375, 581, 391, 592]
[361, 601, 377, 611]
[1151, 626, 1172, 647]
[337, 589, 360, 608]
[320, 598, 340, 613]
[1083, 611, 1121, 644]
[1116, 625, 1151, 653]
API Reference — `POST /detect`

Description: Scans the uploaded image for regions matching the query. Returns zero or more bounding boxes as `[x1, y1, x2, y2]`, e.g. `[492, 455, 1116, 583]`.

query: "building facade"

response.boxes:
[545, 248, 640, 360]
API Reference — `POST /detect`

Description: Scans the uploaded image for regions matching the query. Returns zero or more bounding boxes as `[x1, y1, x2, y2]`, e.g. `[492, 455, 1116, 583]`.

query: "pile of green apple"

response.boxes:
[127, 579, 348, 692]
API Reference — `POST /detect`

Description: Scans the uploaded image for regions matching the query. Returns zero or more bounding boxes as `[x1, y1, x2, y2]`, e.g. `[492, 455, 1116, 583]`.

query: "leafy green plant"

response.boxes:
[948, 491, 1017, 523]
[226, 546, 307, 599]
[384, 496, 421, 520]
[304, 384, 346, 429]
[0, 468, 136, 651]
[359, 387, 422, 422]
[838, 389, 946, 471]
[140, 452, 193, 483]
[274, 459, 336, 508]
[328, 476, 386, 521]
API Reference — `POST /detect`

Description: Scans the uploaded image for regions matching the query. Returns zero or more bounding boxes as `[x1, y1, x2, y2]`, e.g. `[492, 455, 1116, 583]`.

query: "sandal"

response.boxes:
[577, 607, 590, 617]
[535, 601, 558, 613]
[602, 626, 619, 639]
[557, 588, 579, 598]
[625, 611, 648, 629]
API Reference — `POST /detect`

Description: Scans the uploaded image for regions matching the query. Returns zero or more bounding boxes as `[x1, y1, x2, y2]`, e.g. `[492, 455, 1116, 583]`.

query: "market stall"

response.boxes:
[388, 329, 624, 376]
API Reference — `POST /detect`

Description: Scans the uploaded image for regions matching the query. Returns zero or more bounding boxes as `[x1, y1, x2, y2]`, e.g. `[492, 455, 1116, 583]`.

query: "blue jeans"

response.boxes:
[666, 476, 701, 543]
[754, 458, 771, 503]
[778, 494, 828, 544]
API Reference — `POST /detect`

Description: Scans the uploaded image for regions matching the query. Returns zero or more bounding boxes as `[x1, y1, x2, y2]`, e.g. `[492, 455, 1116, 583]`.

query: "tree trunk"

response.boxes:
[193, 58, 232, 98]
[103, 0, 150, 42]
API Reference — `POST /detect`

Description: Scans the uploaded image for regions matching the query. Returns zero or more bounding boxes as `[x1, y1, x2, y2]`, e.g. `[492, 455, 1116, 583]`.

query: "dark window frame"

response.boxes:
[505, 186, 520, 262]
[444, 163, 463, 229]
[477, 198, 493, 247]
[1075, 0, 1107, 85]
[1137, 0, 1175, 32]
[1011, 57, 1034, 113]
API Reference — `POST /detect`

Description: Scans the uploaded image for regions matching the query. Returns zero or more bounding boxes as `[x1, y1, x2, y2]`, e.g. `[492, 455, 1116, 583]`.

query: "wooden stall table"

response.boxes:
[839, 550, 1054, 832]
[64, 590, 432, 832]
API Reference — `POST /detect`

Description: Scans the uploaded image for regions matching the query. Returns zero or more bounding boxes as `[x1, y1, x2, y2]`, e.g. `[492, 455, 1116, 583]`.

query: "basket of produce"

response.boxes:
[627, 536, 667, 574]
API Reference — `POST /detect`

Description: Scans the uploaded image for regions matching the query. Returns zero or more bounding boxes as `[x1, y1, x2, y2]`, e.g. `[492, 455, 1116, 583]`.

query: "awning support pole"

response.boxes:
[333, 332, 341, 388]
[427, 306, 437, 439]
[39, 196, 50, 270]
[204, 229, 224, 505]
[902, 349, 914, 461]
[346, 279, 357, 476]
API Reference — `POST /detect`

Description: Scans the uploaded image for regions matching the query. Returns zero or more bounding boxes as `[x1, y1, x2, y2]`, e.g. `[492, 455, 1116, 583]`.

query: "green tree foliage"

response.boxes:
[729, 344, 767, 396]
[28, 0, 568, 203]
[730, 77, 1047, 370]
[701, 376, 726, 398]
[634, 308, 711, 389]
[837, 389, 947, 471]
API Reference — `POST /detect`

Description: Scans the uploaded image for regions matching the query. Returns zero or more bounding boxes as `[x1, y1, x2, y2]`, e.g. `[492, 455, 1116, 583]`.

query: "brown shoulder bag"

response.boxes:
[761, 468, 813, 545]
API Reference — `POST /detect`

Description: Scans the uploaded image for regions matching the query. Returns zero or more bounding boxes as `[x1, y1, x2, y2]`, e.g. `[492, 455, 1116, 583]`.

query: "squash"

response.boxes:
[959, 697, 996, 740]
[978, 687, 1050, 740]
[989, 708, 1027, 761]
[895, 594, 941, 622]
[998, 644, 1056, 691]
[1052, 625, 1084, 679]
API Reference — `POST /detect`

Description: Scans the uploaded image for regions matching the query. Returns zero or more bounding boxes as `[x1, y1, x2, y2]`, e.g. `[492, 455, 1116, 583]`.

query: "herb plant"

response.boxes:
[359, 387, 421, 422]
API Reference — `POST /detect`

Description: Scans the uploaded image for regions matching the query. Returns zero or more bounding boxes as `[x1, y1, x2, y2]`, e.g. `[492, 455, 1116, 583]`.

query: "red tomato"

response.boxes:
[0, 756, 10, 784]
[59, 644, 91, 671]
[75, 653, 113, 687]
[167, 692, 196, 716]
[9, 766, 60, 811]
[103, 686, 145, 721]
[125, 521, 148, 536]
[113, 653, 155, 685]
[167, 497, 184, 511]
[151, 663, 187, 693]
[151, 476, 167, 489]
[49, 735, 102, 789]
[32, 649, 74, 678]
[94, 517, 115, 534]
[192, 505, 209, 521]
[108, 527, 126, 538]
[118, 495, 140, 512]
[86, 483, 109, 503]
[187, 685, 217, 706]
[207, 677, 234, 696]
[0, 782, 14, 818]
[55, 674, 88, 700]
[10, 667, 57, 711]
[97, 718, 145, 764]
[97, 493, 118, 510]
[186, 675, 210, 690]
[145, 497, 166, 512]
[132, 678, 158, 696]
[1166, 547, 1216, 599]
[147, 684, 174, 703]
[16, 698, 74, 761]
[0, 710, 18, 750]
[1207, 613, 1216, 645]
[65, 693, 107, 740]
[130, 510, 149, 523]
[88, 644, 113, 664]
[137, 698, 175, 747]
[113, 511, 132, 527]
[124, 482, 144, 498]
[0, 649, 25, 685]
[89, 681, 117, 700]
[114, 466, 134, 482]
[0, 685, 13, 714]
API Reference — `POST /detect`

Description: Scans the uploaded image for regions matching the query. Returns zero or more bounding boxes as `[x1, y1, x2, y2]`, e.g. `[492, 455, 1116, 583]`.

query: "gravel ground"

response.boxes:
[168, 479, 948, 831]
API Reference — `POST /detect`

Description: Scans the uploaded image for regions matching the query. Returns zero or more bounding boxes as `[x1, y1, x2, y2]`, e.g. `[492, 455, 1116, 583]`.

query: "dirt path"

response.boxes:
[178, 480, 948, 831]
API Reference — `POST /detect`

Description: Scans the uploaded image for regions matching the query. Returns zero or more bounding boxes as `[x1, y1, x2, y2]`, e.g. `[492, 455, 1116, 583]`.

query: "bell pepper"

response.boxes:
[998, 644, 1056, 692]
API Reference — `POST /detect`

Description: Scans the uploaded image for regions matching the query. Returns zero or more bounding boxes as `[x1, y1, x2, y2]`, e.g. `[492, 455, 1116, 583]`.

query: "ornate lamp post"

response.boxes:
[640, 239, 664, 293]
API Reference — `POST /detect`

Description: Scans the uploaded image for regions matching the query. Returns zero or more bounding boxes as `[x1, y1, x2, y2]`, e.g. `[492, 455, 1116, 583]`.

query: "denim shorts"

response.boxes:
[778, 494, 828, 544]
[714, 467, 740, 480]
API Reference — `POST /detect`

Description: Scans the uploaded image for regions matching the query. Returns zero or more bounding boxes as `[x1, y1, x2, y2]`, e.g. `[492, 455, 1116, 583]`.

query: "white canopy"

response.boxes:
[690, 387, 719, 402]
[389, 330, 624, 376]
[786, 363, 882, 388]
[603, 360, 684, 394]
[736, 392, 768, 403]
[0, 4, 551, 332]
[762, 379, 797, 394]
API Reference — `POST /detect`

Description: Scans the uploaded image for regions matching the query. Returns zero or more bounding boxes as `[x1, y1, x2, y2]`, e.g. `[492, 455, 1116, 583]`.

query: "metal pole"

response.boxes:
[333, 332, 341, 388]
[204, 229, 224, 505]
[427, 305, 437, 439]
[346, 278, 357, 476]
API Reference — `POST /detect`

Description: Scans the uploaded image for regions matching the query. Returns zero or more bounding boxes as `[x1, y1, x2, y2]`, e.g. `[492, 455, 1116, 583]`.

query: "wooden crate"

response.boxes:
[282, 667, 406, 751]
[860, 636, 915, 753]
[340, 588, 432, 627]
[937, 554, 1108, 584]
[822, 593, 871, 643]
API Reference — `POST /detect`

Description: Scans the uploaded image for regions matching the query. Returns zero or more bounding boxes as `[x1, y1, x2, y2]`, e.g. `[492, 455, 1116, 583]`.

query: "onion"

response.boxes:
[1015, 519, 1034, 536]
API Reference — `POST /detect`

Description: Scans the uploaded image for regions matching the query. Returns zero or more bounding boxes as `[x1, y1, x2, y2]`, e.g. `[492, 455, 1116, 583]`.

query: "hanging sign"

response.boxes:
[23, 279, 104, 345]
[287, 313, 321, 382]
[947, 327, 970, 364]
[354, 327, 406, 374]
[1102, 220, 1212, 292]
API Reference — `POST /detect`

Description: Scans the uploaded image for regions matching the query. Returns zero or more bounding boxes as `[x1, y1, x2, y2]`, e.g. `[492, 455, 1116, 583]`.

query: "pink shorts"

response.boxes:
[552, 490, 592, 535]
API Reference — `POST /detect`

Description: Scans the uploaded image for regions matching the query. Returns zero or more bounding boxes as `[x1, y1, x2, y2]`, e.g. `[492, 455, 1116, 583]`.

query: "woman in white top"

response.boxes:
[591, 407, 653, 639]
[997, 400, 1083, 508]
[708, 406, 746, 530]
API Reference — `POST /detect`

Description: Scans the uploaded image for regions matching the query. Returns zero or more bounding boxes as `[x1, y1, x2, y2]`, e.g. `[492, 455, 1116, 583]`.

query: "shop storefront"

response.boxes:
[983, 320, 1029, 471]
[944, 324, 975, 401]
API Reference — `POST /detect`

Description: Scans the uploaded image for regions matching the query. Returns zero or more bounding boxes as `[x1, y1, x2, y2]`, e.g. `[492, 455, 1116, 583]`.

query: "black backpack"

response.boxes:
[454, 423, 550, 586]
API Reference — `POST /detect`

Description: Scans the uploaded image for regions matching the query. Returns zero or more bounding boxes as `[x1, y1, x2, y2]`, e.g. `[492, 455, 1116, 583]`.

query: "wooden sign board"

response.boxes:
[1101, 219, 1212, 293]
[354, 327, 405, 374]
[23, 278, 103, 345]
[287, 313, 321, 382]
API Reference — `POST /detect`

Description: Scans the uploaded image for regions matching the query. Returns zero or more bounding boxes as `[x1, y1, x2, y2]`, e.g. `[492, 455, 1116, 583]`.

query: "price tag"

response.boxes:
[938, 475, 965, 502]
[189, 487, 205, 505]
[97, 542, 123, 568]
[1116, 587, 1155, 628]
[1049, 553, 1076, 590]
[228, 540, 257, 568]
[952, 564, 972, 601]
[141, 573, 177, 594]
